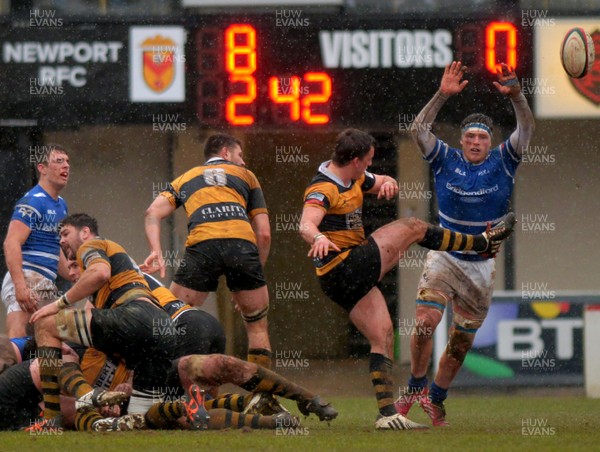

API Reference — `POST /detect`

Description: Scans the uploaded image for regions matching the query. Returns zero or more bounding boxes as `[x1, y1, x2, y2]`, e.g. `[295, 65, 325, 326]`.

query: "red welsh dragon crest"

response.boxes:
[142, 35, 177, 93]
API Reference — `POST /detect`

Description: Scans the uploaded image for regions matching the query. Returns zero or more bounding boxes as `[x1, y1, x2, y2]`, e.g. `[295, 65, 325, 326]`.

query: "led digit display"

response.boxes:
[195, 17, 530, 128]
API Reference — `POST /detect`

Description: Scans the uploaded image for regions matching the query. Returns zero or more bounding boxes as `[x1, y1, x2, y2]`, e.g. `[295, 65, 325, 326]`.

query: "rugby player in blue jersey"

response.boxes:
[2, 144, 69, 338]
[397, 61, 534, 426]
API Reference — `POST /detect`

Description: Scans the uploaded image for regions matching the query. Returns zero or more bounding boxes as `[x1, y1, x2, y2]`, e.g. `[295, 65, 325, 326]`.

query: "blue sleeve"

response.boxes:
[423, 138, 448, 174]
[499, 139, 520, 177]
[11, 195, 42, 228]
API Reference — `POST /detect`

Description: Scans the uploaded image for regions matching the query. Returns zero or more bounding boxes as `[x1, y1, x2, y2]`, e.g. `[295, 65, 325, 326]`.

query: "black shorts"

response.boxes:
[173, 239, 266, 292]
[90, 300, 177, 391]
[0, 360, 41, 430]
[318, 237, 381, 312]
[173, 309, 226, 358]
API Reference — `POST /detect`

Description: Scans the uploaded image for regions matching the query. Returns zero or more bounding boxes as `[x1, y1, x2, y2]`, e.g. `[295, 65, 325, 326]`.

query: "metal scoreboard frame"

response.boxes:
[192, 14, 533, 130]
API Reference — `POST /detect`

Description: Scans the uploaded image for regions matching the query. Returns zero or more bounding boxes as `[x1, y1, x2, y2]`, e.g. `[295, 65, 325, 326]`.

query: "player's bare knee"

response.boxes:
[415, 288, 446, 331]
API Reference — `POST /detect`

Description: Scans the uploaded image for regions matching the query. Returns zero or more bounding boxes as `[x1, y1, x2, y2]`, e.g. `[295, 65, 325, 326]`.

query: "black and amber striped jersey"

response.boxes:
[303, 161, 376, 275]
[143, 273, 192, 321]
[77, 237, 154, 310]
[160, 158, 268, 247]
[81, 348, 131, 391]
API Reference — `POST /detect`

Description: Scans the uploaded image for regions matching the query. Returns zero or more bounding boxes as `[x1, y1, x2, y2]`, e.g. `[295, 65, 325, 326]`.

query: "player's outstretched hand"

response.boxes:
[141, 250, 166, 278]
[439, 61, 469, 96]
[308, 236, 341, 260]
[493, 63, 521, 97]
[377, 180, 399, 200]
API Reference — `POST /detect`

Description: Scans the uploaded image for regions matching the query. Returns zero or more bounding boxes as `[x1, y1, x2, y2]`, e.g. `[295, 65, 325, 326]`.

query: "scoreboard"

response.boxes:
[194, 15, 532, 128]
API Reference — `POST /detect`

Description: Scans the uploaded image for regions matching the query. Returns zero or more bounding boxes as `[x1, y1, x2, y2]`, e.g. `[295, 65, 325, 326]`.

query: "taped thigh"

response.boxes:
[416, 288, 449, 312]
[56, 309, 93, 347]
[452, 311, 484, 333]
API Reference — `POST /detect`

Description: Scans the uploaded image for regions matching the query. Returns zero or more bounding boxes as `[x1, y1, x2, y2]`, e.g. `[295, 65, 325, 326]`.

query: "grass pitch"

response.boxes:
[2, 395, 598, 452]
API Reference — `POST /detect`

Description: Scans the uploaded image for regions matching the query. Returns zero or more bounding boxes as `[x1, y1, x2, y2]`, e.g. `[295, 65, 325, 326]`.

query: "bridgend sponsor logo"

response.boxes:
[319, 29, 452, 69]
[4, 41, 123, 88]
[275, 350, 309, 369]
[521, 418, 556, 436]
[445, 183, 499, 196]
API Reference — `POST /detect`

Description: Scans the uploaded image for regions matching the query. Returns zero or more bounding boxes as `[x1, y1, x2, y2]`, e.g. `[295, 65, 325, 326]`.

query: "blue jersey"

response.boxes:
[10, 184, 68, 280]
[426, 138, 519, 257]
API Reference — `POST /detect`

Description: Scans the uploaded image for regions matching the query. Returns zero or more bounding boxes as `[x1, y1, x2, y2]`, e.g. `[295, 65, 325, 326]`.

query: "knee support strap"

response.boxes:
[241, 305, 269, 323]
[415, 288, 448, 312]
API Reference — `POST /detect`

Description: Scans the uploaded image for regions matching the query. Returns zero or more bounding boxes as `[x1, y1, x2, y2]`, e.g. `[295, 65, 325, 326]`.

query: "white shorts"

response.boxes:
[2, 269, 58, 315]
[417, 251, 495, 329]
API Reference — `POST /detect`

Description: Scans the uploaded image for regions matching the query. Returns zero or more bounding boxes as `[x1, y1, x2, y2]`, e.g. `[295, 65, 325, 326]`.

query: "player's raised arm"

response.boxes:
[492, 63, 535, 157]
[410, 61, 469, 156]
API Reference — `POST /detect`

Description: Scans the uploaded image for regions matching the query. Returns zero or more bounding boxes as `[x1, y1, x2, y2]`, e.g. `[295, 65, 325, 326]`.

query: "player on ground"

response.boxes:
[30, 213, 176, 430]
[300, 128, 515, 430]
[2, 144, 69, 337]
[143, 133, 273, 369]
[396, 61, 534, 426]
[61, 257, 335, 431]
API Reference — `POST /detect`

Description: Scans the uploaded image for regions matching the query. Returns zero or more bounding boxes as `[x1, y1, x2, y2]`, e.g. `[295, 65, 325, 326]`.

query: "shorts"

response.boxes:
[173, 239, 266, 293]
[2, 269, 57, 315]
[417, 250, 496, 329]
[173, 309, 226, 358]
[318, 237, 381, 312]
[0, 360, 42, 431]
[90, 300, 177, 391]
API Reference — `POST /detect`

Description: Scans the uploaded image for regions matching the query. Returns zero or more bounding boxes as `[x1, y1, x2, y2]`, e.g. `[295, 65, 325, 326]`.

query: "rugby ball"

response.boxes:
[560, 28, 595, 78]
